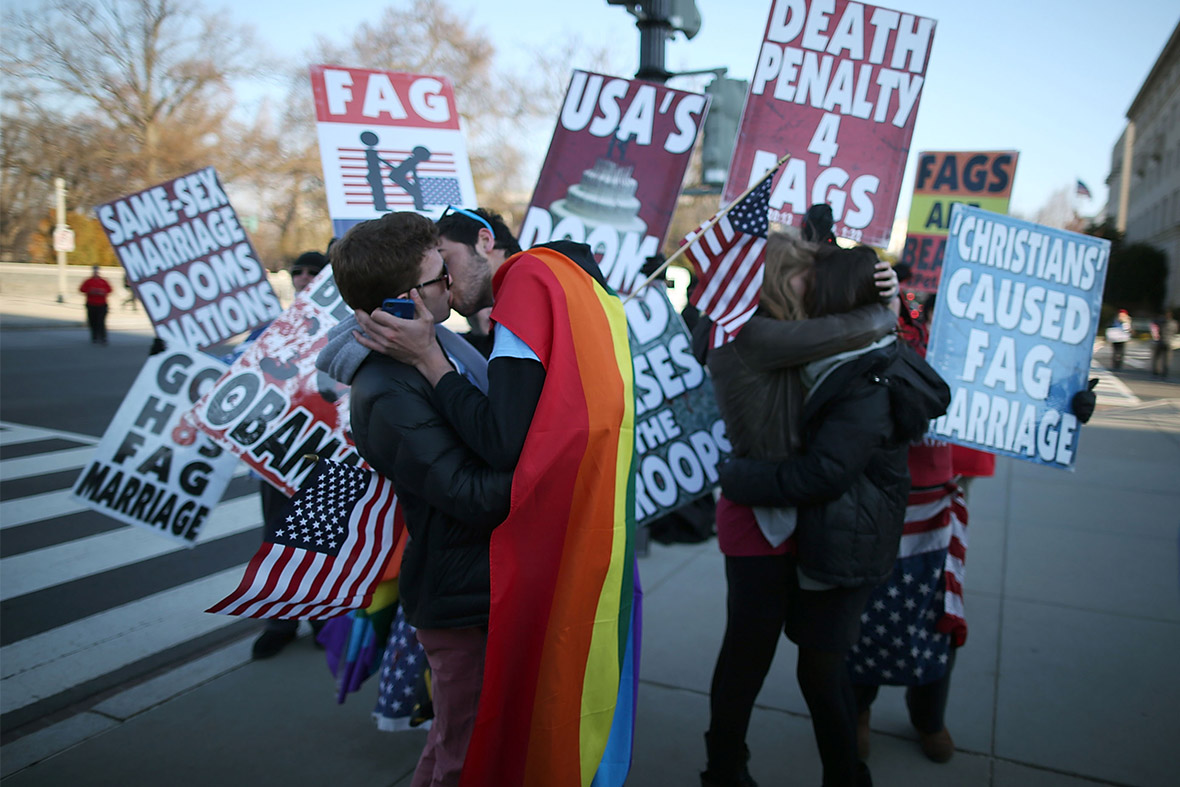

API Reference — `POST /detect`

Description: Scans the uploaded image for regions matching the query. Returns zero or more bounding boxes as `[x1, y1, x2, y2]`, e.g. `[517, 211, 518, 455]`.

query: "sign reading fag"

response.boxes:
[96, 167, 282, 351]
[626, 285, 731, 524]
[902, 151, 1019, 292]
[71, 348, 239, 545]
[188, 271, 362, 495]
[925, 205, 1110, 470]
[519, 70, 708, 296]
[310, 64, 478, 238]
[726, 0, 936, 247]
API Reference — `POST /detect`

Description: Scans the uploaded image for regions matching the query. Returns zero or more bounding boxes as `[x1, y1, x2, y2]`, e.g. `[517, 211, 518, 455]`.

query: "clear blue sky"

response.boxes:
[17, 0, 1180, 231]
[238, 0, 1178, 226]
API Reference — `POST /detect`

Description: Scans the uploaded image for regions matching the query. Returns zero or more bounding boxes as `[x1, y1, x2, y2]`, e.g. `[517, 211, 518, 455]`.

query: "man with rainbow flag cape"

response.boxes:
[357, 238, 639, 787]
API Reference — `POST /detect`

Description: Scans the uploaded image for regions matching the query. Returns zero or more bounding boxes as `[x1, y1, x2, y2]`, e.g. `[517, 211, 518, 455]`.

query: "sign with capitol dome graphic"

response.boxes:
[518, 70, 709, 296]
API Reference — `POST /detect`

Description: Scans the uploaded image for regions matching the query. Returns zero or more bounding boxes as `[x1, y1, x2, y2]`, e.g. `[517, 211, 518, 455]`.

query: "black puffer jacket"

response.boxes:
[721, 341, 944, 587]
[349, 353, 512, 629]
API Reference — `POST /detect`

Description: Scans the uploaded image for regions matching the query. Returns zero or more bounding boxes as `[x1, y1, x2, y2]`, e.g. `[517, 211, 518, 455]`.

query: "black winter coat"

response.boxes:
[350, 353, 512, 630]
[720, 343, 921, 587]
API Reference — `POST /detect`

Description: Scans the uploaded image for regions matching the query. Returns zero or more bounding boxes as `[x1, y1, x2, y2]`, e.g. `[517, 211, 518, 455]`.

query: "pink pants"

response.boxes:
[410, 626, 487, 787]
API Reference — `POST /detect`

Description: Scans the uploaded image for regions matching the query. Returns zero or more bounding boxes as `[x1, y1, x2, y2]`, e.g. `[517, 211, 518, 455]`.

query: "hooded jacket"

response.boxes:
[720, 340, 948, 587]
[317, 319, 510, 630]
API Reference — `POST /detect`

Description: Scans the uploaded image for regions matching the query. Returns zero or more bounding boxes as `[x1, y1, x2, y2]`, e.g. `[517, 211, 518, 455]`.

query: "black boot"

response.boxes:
[701, 732, 758, 787]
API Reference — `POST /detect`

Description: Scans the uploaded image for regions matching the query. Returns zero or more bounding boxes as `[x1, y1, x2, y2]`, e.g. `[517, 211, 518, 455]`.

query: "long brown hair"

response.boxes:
[806, 245, 881, 318]
[759, 232, 814, 321]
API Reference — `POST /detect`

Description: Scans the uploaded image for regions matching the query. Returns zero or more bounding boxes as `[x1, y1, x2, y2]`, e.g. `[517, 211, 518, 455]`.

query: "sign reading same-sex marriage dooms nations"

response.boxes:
[310, 65, 478, 237]
[902, 151, 1020, 292]
[96, 168, 282, 351]
[187, 271, 361, 496]
[519, 70, 708, 295]
[926, 206, 1110, 470]
[726, 0, 935, 247]
[71, 348, 239, 545]
[627, 286, 731, 526]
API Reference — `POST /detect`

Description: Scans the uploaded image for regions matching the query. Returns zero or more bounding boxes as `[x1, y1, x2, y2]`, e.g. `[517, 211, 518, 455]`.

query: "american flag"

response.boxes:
[373, 609, 433, 731]
[1076, 179, 1092, 200]
[207, 461, 398, 620]
[848, 484, 967, 686]
[684, 174, 774, 348]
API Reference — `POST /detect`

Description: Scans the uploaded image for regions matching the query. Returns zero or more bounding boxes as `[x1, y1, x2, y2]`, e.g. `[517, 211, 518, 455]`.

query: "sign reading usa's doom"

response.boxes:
[903, 151, 1019, 292]
[725, 0, 936, 248]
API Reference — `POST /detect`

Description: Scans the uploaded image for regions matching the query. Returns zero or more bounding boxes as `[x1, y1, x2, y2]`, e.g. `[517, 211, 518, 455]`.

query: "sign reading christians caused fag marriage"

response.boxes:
[626, 285, 730, 524]
[188, 270, 361, 495]
[71, 348, 239, 545]
[97, 168, 282, 351]
[310, 64, 478, 238]
[902, 150, 1020, 292]
[726, 0, 935, 247]
[519, 70, 708, 295]
[925, 206, 1110, 470]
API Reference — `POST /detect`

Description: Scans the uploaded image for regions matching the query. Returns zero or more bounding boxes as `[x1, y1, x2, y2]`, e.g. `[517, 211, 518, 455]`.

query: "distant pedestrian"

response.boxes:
[1107, 309, 1132, 369]
[1151, 311, 1175, 378]
[79, 266, 112, 344]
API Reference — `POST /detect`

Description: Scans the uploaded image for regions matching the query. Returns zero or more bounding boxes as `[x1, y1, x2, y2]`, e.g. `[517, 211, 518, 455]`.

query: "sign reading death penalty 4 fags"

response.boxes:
[310, 64, 478, 238]
[96, 167, 282, 351]
[726, 0, 936, 248]
[925, 206, 1110, 470]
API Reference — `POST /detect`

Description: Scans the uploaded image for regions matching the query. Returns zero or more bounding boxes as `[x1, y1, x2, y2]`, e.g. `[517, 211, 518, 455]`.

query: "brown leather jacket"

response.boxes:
[705, 305, 896, 461]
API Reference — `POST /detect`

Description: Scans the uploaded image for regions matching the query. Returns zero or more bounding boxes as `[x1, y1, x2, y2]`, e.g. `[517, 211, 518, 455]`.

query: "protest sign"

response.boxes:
[71, 348, 238, 545]
[626, 285, 730, 525]
[902, 151, 1019, 292]
[725, 0, 936, 248]
[96, 168, 282, 351]
[926, 205, 1110, 470]
[519, 70, 708, 295]
[188, 270, 361, 495]
[310, 64, 478, 238]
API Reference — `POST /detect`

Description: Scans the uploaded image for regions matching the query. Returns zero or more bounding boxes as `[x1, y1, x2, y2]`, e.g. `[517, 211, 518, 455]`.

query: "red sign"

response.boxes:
[309, 65, 462, 130]
[724, 0, 937, 248]
[518, 70, 708, 294]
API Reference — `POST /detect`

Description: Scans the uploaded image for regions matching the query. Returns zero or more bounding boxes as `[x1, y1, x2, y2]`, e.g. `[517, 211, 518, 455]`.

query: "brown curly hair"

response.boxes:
[330, 212, 439, 313]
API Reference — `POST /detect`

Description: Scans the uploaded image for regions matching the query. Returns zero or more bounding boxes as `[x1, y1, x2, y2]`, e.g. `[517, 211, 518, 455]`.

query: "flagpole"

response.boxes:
[622, 153, 790, 304]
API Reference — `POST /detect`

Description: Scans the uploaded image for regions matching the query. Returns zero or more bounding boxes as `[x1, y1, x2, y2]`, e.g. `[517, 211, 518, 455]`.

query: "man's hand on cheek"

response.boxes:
[354, 290, 435, 364]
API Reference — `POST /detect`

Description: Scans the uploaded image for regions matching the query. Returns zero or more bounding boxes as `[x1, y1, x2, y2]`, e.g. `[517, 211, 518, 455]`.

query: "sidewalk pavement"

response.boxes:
[2, 302, 1178, 786]
[0, 294, 156, 334]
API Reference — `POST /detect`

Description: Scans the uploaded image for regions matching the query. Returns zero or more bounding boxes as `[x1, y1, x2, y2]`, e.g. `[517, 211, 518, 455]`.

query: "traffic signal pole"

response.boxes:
[636, 0, 672, 83]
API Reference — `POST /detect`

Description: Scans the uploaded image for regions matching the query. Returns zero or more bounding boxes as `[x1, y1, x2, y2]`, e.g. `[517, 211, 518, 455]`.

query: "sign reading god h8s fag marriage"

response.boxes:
[726, 0, 936, 247]
[519, 70, 708, 296]
[903, 151, 1020, 293]
[925, 206, 1110, 470]
[71, 348, 238, 545]
[310, 64, 478, 238]
[97, 168, 282, 351]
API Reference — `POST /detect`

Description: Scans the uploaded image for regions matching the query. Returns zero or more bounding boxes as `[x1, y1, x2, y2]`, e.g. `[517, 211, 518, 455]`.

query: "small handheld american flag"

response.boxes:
[207, 460, 399, 620]
[684, 169, 777, 348]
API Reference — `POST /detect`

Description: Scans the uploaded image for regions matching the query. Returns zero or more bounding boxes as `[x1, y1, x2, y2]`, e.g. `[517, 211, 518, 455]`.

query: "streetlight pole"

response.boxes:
[55, 177, 68, 303]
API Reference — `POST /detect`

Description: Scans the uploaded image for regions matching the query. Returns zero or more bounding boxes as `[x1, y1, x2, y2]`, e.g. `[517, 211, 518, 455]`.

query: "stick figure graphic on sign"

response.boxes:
[359, 131, 433, 211]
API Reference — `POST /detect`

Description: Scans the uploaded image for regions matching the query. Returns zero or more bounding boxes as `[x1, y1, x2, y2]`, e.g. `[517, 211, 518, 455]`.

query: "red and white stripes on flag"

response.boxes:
[898, 483, 968, 645]
[207, 462, 398, 620]
[683, 173, 774, 348]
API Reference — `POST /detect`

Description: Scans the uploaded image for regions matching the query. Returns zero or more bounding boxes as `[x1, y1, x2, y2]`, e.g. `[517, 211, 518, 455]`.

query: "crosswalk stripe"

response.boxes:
[1, 496, 261, 599]
[0, 489, 89, 529]
[0, 422, 98, 447]
[0, 446, 96, 481]
[0, 567, 246, 716]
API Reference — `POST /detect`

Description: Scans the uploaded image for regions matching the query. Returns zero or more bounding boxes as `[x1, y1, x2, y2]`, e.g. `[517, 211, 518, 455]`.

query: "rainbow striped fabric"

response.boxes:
[460, 245, 638, 787]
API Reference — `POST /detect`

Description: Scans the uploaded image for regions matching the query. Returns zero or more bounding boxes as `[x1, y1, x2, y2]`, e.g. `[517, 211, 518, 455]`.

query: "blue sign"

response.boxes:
[926, 205, 1110, 470]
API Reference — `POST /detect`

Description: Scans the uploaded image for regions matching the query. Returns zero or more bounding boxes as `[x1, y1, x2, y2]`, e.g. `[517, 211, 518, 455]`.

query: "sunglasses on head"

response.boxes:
[440, 205, 494, 236]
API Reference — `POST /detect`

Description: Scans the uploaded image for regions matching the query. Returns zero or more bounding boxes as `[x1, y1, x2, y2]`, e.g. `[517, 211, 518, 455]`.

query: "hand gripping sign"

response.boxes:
[725, 0, 936, 248]
[925, 205, 1110, 470]
[310, 65, 478, 238]
[96, 167, 282, 351]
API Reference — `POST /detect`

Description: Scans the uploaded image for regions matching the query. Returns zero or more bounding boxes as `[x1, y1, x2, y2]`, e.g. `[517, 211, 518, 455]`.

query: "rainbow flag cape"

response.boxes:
[460, 245, 638, 787]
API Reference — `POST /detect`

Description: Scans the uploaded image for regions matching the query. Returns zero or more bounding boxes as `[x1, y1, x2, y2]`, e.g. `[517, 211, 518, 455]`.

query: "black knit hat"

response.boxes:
[291, 250, 327, 273]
